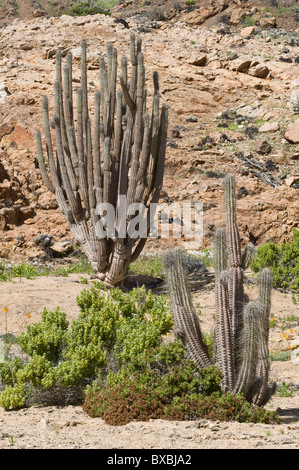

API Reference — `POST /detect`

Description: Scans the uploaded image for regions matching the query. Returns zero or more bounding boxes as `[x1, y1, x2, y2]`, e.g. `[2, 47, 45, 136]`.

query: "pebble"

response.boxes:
[185, 115, 198, 123]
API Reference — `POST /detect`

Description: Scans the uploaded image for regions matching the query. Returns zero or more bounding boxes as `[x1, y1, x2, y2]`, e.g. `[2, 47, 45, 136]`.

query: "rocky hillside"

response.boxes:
[1, 0, 299, 30]
[0, 0, 76, 25]
[0, 1, 299, 261]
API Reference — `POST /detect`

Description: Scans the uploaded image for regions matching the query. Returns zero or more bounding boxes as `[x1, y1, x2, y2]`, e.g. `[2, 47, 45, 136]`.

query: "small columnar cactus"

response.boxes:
[163, 174, 275, 406]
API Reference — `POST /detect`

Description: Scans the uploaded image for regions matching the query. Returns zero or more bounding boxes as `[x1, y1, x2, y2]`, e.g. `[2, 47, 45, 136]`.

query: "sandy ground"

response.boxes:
[0, 273, 298, 450]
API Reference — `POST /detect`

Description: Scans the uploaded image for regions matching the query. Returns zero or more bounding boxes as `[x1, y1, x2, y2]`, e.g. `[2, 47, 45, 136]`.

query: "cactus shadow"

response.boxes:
[276, 406, 299, 424]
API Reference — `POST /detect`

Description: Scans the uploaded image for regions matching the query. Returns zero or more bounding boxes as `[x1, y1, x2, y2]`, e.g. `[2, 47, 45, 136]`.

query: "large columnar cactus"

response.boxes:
[163, 174, 275, 406]
[36, 34, 168, 287]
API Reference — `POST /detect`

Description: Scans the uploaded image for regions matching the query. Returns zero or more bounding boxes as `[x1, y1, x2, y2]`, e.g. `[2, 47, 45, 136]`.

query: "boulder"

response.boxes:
[285, 176, 299, 187]
[254, 140, 272, 155]
[235, 59, 252, 73]
[259, 122, 279, 133]
[248, 63, 270, 79]
[284, 119, 299, 143]
[188, 54, 207, 66]
[33, 9, 45, 18]
[259, 17, 277, 28]
[240, 26, 256, 38]
[229, 9, 246, 25]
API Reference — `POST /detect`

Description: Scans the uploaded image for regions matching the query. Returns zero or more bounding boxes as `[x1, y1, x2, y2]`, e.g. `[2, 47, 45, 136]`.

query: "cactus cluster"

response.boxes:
[36, 34, 168, 287]
[164, 174, 276, 406]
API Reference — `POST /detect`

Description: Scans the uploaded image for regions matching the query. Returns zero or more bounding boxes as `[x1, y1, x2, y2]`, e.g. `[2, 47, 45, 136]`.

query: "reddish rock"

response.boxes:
[33, 9, 45, 18]
[259, 122, 279, 133]
[285, 176, 299, 187]
[0, 123, 14, 142]
[248, 63, 270, 79]
[255, 140, 272, 155]
[240, 26, 256, 38]
[188, 54, 207, 66]
[284, 119, 299, 143]
[259, 17, 277, 28]
[235, 59, 252, 73]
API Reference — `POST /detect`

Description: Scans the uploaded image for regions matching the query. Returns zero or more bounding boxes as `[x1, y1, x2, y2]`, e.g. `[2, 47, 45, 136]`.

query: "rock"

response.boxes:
[269, 154, 285, 164]
[0, 123, 14, 142]
[19, 42, 33, 51]
[285, 176, 299, 187]
[248, 63, 270, 79]
[185, 115, 198, 123]
[180, 9, 213, 25]
[33, 9, 45, 18]
[229, 9, 246, 25]
[188, 54, 207, 66]
[39, 418, 54, 430]
[240, 26, 256, 38]
[228, 52, 238, 60]
[255, 140, 272, 155]
[259, 122, 279, 133]
[235, 59, 252, 73]
[51, 240, 74, 255]
[0, 83, 9, 104]
[279, 57, 292, 63]
[284, 119, 299, 143]
[235, 132, 244, 141]
[259, 17, 277, 28]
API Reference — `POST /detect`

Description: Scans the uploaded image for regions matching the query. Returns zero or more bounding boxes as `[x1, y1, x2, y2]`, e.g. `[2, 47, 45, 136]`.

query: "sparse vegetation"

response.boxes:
[0, 255, 93, 282]
[277, 381, 295, 397]
[251, 229, 299, 292]
[245, 16, 255, 27]
[63, 1, 118, 16]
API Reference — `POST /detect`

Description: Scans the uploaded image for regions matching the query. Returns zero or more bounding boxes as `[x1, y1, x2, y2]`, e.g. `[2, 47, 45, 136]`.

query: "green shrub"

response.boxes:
[17, 308, 69, 362]
[245, 16, 255, 26]
[64, 1, 117, 17]
[0, 384, 26, 411]
[251, 229, 299, 291]
[128, 255, 164, 278]
[0, 285, 173, 409]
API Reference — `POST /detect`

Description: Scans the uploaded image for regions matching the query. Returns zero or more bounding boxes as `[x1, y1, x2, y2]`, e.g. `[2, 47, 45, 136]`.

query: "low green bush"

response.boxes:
[64, 1, 117, 17]
[0, 284, 172, 409]
[251, 229, 299, 292]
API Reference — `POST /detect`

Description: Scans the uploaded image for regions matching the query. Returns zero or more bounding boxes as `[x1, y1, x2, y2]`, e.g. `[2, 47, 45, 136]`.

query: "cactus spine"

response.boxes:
[163, 174, 275, 406]
[37, 35, 168, 287]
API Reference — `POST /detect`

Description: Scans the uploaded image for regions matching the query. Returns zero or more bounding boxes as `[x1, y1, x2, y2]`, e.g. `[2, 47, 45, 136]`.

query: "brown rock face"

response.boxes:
[0, 8, 298, 260]
[259, 17, 277, 29]
[240, 26, 256, 38]
[259, 122, 280, 133]
[254, 140, 272, 155]
[285, 119, 299, 143]
[248, 64, 270, 79]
